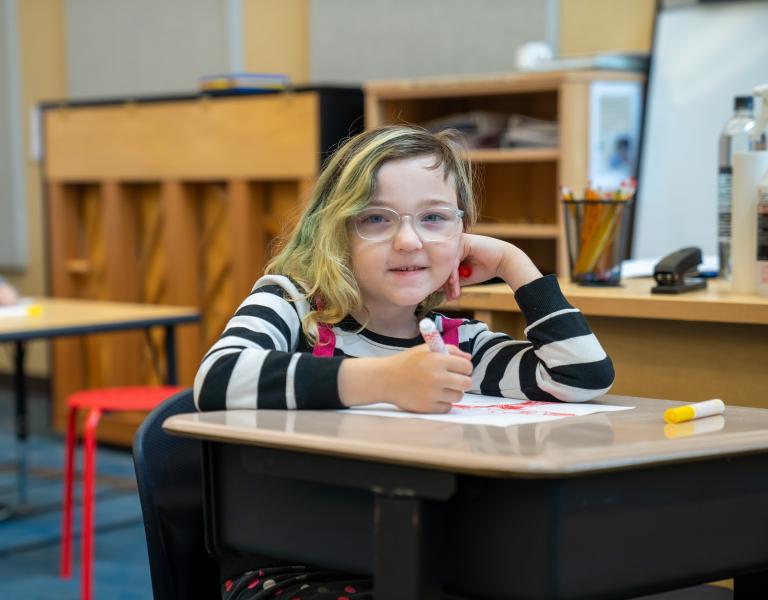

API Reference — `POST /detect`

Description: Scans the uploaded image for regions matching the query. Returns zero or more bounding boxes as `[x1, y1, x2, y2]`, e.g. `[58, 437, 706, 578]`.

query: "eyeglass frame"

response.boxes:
[350, 206, 465, 242]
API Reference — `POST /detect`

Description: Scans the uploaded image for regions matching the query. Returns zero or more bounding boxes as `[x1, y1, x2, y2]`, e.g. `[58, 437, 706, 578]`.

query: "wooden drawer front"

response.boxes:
[44, 93, 319, 181]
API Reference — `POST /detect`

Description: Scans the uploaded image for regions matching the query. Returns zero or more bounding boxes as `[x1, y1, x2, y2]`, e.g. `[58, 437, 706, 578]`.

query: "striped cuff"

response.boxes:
[514, 274, 573, 326]
[293, 355, 346, 409]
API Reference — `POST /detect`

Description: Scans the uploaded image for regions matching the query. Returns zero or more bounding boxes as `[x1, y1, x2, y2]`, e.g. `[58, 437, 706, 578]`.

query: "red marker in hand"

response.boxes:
[458, 263, 472, 279]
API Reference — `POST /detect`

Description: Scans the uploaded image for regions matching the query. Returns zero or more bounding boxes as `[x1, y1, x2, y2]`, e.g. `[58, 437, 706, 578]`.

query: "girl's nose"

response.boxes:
[393, 216, 423, 251]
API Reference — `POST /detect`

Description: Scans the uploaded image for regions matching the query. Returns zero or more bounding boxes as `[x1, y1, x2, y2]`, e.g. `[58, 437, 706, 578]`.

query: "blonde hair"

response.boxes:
[265, 125, 477, 344]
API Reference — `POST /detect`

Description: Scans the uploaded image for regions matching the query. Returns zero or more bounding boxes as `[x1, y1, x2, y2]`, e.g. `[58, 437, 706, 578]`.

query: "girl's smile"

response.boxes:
[388, 264, 428, 273]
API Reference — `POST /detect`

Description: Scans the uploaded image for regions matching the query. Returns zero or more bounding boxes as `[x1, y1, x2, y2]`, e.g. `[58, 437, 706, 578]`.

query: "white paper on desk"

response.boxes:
[0, 299, 35, 318]
[346, 393, 632, 427]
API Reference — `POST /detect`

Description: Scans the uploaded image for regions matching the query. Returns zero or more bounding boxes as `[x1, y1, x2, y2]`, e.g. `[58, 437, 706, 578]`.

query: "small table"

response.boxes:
[0, 297, 199, 507]
[444, 278, 768, 408]
[164, 396, 768, 599]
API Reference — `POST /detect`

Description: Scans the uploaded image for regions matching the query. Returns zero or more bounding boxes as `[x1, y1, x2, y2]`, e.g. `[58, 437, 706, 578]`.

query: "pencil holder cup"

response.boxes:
[562, 199, 632, 285]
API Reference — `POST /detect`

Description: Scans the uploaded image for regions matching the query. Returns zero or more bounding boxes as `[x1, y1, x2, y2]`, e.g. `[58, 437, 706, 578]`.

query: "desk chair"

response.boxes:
[132, 388, 221, 600]
[60, 385, 183, 600]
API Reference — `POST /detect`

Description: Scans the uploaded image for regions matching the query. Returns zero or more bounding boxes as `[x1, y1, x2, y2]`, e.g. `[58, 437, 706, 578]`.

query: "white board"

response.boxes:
[633, 0, 768, 260]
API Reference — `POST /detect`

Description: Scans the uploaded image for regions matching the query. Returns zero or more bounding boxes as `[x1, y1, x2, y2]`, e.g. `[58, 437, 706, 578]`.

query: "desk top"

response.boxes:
[0, 297, 199, 342]
[445, 277, 768, 325]
[163, 395, 768, 478]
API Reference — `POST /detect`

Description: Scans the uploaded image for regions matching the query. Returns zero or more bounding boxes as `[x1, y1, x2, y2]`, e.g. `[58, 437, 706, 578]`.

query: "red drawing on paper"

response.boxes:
[451, 400, 577, 418]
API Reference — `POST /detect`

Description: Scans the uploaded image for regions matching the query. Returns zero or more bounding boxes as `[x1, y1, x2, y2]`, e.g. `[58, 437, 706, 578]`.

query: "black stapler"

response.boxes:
[651, 247, 708, 294]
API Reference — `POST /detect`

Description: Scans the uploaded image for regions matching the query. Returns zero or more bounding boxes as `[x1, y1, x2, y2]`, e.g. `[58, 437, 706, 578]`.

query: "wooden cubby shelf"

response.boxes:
[365, 70, 645, 276]
[470, 223, 561, 239]
[467, 148, 559, 163]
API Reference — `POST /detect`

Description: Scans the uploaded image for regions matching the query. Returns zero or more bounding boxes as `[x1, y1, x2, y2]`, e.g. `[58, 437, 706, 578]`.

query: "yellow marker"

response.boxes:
[26, 304, 43, 317]
[663, 399, 725, 424]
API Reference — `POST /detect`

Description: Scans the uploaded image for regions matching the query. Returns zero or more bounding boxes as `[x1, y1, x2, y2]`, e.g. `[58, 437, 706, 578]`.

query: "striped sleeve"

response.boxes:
[463, 274, 614, 402]
[193, 275, 345, 411]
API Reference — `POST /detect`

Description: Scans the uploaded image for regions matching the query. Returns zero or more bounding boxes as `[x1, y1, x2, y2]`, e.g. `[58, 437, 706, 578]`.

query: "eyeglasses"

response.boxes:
[352, 206, 464, 242]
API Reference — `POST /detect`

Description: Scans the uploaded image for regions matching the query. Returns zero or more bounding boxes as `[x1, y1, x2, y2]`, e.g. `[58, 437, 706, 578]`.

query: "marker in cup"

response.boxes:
[663, 399, 725, 425]
[419, 318, 447, 354]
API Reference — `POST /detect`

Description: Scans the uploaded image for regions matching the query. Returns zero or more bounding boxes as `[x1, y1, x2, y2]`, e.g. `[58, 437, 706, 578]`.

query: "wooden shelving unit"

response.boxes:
[365, 70, 645, 276]
[41, 88, 363, 444]
[467, 148, 560, 163]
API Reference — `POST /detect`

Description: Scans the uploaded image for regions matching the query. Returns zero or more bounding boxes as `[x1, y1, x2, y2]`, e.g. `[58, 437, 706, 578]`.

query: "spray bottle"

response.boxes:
[754, 84, 768, 296]
[751, 83, 768, 296]
[731, 84, 768, 294]
[752, 84, 768, 151]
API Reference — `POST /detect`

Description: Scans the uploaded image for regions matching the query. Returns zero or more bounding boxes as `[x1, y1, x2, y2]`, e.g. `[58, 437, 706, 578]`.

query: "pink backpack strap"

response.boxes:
[439, 316, 463, 347]
[312, 324, 336, 357]
[311, 294, 336, 357]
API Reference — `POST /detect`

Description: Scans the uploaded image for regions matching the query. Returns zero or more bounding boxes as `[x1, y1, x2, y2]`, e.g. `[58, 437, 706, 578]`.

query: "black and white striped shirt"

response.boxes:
[194, 274, 614, 411]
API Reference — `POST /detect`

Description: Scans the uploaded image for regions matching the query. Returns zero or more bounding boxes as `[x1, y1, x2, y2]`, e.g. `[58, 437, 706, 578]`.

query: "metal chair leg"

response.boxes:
[60, 407, 77, 579]
[81, 408, 102, 600]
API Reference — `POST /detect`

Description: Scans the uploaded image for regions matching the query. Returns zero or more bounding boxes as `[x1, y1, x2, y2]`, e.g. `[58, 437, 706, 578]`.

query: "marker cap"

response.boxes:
[663, 405, 696, 424]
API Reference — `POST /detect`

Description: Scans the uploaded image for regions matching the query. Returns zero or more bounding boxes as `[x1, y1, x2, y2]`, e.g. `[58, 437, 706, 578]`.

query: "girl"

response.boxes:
[194, 125, 614, 599]
[0, 275, 19, 306]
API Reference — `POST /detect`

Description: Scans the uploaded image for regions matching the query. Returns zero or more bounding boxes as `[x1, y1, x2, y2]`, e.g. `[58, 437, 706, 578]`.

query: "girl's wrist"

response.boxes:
[339, 356, 391, 407]
[498, 245, 542, 291]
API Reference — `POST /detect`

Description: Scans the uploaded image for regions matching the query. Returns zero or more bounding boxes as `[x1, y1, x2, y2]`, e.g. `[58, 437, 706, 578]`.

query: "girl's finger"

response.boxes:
[446, 345, 470, 356]
[442, 263, 460, 300]
[453, 258, 461, 296]
[451, 271, 460, 299]
[441, 275, 455, 300]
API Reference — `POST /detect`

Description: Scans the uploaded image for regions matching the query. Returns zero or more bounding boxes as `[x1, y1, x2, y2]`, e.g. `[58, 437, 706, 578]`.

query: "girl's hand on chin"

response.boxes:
[442, 233, 543, 296]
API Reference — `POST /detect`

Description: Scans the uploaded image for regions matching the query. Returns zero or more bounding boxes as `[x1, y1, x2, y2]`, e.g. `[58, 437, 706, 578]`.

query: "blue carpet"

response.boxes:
[0, 524, 151, 600]
[0, 386, 153, 599]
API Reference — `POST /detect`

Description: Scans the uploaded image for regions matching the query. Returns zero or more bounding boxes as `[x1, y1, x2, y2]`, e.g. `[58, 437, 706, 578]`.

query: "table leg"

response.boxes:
[373, 495, 440, 600]
[164, 324, 177, 385]
[735, 571, 768, 597]
[13, 340, 28, 506]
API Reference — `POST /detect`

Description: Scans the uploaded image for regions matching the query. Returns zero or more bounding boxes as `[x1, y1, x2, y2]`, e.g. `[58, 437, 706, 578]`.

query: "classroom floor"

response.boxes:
[0, 383, 152, 599]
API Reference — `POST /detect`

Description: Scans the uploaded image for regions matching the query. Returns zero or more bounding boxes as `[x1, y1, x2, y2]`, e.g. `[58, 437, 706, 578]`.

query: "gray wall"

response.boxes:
[310, 0, 550, 83]
[0, 0, 26, 270]
[65, 0, 231, 97]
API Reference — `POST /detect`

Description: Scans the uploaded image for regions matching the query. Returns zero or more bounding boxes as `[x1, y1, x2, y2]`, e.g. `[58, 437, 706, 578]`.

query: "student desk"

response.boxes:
[445, 277, 768, 409]
[0, 297, 199, 506]
[164, 396, 768, 599]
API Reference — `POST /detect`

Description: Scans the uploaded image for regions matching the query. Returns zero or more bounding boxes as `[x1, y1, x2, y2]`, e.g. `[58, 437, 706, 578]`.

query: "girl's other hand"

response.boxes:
[442, 233, 543, 296]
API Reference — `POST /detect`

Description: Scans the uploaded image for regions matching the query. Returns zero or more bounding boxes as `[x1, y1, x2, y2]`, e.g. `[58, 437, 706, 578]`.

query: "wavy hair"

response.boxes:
[265, 125, 477, 345]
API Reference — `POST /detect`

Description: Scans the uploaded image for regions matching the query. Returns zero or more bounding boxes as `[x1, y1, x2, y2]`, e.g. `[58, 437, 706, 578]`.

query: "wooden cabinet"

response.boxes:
[42, 88, 363, 444]
[364, 71, 644, 276]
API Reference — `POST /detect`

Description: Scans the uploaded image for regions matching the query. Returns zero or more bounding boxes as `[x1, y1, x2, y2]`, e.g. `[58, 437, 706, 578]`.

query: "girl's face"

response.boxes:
[348, 155, 462, 316]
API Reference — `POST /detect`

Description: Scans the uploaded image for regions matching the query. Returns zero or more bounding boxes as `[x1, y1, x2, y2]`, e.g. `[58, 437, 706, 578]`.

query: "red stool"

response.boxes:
[59, 385, 183, 600]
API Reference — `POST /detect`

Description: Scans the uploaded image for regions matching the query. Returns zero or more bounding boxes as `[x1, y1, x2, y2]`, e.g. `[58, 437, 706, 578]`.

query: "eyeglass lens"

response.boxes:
[354, 207, 462, 241]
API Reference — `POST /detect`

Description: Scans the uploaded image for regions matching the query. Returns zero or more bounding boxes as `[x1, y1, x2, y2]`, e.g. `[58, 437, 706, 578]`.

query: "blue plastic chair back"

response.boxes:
[132, 388, 220, 600]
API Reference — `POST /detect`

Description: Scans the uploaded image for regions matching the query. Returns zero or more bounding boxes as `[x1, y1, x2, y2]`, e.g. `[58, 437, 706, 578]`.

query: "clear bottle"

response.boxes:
[753, 85, 768, 296]
[758, 174, 768, 296]
[718, 96, 756, 278]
